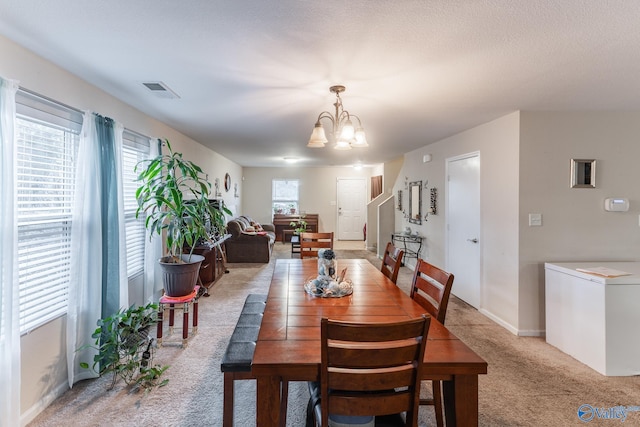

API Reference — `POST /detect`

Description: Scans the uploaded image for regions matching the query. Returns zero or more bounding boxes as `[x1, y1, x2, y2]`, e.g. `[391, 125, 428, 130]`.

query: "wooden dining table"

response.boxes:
[252, 258, 488, 426]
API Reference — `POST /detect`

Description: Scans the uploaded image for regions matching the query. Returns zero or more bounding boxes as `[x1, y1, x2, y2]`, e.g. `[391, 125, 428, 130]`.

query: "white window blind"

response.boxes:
[15, 89, 81, 333]
[122, 130, 150, 279]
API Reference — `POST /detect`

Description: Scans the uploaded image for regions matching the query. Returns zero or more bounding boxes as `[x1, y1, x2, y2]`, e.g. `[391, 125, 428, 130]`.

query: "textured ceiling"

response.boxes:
[1, 1, 640, 167]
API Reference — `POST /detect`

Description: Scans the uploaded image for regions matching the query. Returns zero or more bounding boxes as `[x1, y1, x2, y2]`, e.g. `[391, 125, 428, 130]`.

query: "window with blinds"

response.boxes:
[15, 90, 82, 334]
[122, 131, 150, 279]
[272, 179, 299, 214]
[14, 89, 151, 333]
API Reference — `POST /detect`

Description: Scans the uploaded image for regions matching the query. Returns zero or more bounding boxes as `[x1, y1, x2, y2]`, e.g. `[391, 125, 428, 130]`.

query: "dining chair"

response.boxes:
[380, 242, 404, 284]
[308, 315, 431, 427]
[410, 258, 454, 427]
[299, 232, 334, 258]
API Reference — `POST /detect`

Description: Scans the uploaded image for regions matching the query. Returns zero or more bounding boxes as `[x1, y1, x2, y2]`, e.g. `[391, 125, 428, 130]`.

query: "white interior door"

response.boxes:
[337, 178, 366, 240]
[446, 153, 481, 308]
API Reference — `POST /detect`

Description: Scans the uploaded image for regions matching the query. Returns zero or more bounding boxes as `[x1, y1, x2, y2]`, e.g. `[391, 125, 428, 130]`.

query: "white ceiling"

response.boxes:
[2, 1, 640, 167]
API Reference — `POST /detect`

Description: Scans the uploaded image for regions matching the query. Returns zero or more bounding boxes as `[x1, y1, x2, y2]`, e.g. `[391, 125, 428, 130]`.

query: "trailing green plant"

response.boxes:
[79, 303, 169, 391]
[135, 139, 231, 262]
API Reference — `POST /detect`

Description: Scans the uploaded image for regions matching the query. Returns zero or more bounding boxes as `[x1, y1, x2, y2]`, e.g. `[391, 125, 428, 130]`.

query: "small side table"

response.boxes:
[391, 233, 424, 265]
[291, 235, 301, 255]
[157, 285, 200, 348]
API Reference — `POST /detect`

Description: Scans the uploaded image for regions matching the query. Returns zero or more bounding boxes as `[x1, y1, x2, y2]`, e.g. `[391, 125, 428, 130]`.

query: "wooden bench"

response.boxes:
[221, 294, 289, 427]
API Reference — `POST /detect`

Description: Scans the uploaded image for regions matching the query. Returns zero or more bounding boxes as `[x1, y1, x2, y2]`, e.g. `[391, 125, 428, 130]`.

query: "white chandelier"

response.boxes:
[307, 85, 368, 150]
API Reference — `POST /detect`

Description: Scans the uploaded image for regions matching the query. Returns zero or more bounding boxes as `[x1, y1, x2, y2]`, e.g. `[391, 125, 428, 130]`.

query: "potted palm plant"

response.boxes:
[135, 139, 230, 296]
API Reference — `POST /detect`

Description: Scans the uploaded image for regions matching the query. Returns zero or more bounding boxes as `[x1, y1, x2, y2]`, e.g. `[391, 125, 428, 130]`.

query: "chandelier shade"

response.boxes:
[353, 127, 368, 147]
[308, 123, 329, 147]
[307, 85, 368, 150]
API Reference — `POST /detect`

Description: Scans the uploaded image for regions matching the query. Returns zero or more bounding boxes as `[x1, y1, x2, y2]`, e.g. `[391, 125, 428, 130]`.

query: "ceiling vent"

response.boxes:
[142, 81, 180, 99]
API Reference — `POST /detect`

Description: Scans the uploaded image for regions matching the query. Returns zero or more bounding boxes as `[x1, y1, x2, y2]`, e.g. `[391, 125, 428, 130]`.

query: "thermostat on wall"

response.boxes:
[604, 198, 629, 212]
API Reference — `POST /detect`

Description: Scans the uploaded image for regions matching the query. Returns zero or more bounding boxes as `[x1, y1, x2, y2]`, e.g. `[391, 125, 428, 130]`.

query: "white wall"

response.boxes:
[0, 34, 241, 424]
[241, 166, 373, 235]
[367, 195, 381, 251]
[519, 111, 640, 333]
[377, 196, 396, 258]
[394, 112, 521, 331]
[383, 158, 403, 195]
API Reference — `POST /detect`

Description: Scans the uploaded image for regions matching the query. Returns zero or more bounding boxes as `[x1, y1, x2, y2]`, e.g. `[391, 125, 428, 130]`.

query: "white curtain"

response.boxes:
[113, 123, 128, 311]
[66, 111, 102, 386]
[0, 77, 20, 427]
[144, 138, 162, 303]
[66, 113, 129, 386]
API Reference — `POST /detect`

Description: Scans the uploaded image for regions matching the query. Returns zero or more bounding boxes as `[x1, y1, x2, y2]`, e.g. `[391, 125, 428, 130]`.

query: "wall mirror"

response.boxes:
[570, 159, 596, 188]
[408, 180, 422, 225]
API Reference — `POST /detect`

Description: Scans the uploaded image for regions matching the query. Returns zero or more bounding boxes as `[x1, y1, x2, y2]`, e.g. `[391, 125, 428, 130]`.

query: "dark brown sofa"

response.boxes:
[224, 216, 276, 263]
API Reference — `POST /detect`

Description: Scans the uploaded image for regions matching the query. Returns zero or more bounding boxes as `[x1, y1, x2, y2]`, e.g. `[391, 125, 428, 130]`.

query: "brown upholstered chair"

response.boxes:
[410, 258, 454, 427]
[380, 242, 404, 284]
[309, 315, 431, 427]
[299, 232, 334, 259]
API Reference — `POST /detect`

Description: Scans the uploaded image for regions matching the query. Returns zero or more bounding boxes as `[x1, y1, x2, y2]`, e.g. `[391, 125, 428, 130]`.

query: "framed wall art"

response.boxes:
[224, 173, 231, 192]
[570, 159, 596, 188]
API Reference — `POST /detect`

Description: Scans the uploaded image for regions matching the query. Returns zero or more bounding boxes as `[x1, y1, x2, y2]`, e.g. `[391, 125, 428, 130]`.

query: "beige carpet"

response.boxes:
[27, 242, 640, 426]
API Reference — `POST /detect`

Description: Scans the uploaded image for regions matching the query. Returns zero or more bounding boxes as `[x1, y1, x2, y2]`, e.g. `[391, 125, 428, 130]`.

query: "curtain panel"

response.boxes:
[96, 115, 128, 318]
[143, 138, 162, 303]
[0, 76, 20, 427]
[67, 112, 129, 386]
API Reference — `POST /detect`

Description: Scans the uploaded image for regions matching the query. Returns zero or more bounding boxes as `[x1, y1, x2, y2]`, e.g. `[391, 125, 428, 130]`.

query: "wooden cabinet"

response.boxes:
[273, 213, 319, 242]
[187, 235, 230, 289]
[192, 246, 215, 284]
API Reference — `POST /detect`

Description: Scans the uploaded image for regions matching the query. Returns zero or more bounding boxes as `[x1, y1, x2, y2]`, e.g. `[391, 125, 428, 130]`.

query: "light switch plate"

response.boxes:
[529, 213, 542, 226]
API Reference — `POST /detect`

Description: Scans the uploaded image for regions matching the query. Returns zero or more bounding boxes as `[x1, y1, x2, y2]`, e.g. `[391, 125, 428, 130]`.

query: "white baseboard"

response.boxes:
[516, 328, 545, 337]
[21, 381, 69, 427]
[478, 308, 545, 337]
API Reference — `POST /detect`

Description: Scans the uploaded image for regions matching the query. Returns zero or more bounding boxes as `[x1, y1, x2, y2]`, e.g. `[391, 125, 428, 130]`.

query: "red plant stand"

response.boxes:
[156, 286, 200, 348]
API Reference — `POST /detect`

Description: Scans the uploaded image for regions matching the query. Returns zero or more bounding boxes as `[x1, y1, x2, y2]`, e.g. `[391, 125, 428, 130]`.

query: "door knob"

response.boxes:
[467, 238, 479, 243]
